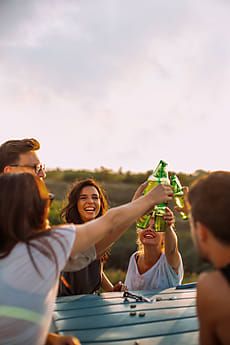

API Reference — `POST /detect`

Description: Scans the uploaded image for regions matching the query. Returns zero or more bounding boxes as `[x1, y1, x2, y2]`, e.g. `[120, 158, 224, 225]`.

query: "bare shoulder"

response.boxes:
[197, 270, 229, 305]
[197, 270, 230, 345]
[198, 270, 229, 296]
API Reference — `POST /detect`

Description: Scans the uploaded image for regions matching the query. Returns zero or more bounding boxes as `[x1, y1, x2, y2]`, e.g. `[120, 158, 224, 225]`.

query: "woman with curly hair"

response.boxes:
[58, 178, 125, 296]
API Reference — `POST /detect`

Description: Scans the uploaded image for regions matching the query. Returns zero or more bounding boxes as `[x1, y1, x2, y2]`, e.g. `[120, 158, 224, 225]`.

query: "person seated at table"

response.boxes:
[0, 172, 173, 345]
[58, 178, 125, 296]
[188, 171, 230, 345]
[125, 206, 184, 291]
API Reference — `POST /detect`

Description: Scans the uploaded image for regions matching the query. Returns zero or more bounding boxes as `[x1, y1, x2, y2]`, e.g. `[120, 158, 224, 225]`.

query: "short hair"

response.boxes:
[188, 171, 230, 245]
[0, 138, 40, 172]
[62, 178, 109, 224]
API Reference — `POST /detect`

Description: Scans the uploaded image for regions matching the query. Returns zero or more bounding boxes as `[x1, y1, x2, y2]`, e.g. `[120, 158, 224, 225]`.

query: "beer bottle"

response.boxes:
[136, 160, 170, 229]
[153, 205, 167, 232]
[170, 174, 188, 220]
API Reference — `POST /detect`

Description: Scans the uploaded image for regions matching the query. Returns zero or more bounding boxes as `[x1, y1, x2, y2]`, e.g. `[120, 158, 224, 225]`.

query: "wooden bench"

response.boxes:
[52, 283, 198, 344]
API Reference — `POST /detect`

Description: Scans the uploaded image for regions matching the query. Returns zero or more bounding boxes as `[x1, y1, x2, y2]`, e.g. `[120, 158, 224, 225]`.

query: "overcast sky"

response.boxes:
[0, 0, 229, 173]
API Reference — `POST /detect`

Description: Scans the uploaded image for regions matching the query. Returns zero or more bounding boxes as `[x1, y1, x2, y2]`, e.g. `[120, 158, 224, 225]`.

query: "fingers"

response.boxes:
[132, 181, 148, 201]
[113, 281, 127, 292]
[148, 184, 173, 206]
[67, 337, 81, 345]
[46, 334, 81, 345]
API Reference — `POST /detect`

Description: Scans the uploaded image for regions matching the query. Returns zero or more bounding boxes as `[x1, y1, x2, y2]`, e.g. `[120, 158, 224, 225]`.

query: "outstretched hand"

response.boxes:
[132, 181, 148, 201]
[46, 333, 81, 345]
[163, 207, 175, 228]
[132, 182, 173, 207]
[148, 184, 173, 206]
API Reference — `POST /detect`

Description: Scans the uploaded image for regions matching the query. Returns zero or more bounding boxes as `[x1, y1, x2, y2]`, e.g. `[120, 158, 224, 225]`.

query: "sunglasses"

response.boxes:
[48, 193, 55, 202]
[9, 163, 46, 176]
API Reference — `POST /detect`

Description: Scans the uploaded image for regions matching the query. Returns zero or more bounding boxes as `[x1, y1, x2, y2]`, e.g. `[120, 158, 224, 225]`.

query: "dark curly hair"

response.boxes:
[61, 178, 109, 224]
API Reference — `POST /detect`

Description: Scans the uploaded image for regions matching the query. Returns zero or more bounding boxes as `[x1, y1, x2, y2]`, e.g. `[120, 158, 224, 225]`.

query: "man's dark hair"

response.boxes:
[0, 138, 40, 172]
[188, 171, 230, 245]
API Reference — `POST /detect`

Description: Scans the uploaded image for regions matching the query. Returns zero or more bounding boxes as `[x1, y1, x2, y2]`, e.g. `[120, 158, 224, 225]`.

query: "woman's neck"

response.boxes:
[137, 245, 162, 274]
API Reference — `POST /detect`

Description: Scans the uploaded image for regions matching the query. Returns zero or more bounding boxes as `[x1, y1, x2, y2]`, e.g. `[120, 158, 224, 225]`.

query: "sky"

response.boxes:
[0, 0, 230, 174]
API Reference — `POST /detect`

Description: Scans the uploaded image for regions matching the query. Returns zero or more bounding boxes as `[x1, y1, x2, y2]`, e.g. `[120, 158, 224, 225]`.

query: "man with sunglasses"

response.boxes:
[0, 138, 46, 178]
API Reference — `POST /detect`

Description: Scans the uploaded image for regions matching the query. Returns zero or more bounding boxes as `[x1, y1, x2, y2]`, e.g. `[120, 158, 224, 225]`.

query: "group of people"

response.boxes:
[0, 137, 229, 345]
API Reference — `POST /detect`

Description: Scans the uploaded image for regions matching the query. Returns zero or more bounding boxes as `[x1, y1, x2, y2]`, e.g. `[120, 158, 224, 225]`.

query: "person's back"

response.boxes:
[0, 229, 74, 345]
[197, 268, 230, 345]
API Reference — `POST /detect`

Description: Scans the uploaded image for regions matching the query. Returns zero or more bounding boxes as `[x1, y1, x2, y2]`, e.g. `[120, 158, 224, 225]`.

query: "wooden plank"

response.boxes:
[53, 287, 199, 345]
[76, 331, 199, 345]
[97, 286, 196, 300]
[58, 317, 199, 343]
[55, 291, 196, 312]
[55, 306, 197, 331]
[54, 298, 196, 319]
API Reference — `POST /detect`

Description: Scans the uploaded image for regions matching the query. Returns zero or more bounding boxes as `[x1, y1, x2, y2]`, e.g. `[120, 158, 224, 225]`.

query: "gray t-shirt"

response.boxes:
[0, 224, 96, 345]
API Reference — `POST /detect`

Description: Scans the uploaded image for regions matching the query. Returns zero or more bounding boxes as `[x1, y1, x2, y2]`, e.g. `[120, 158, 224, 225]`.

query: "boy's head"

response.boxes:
[188, 171, 230, 260]
[0, 138, 46, 178]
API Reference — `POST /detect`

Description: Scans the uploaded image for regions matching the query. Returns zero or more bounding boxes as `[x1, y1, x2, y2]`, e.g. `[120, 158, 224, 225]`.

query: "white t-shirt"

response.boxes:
[0, 224, 95, 345]
[125, 252, 184, 291]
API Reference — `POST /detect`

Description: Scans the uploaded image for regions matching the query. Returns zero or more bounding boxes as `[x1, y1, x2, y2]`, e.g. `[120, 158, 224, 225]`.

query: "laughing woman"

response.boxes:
[125, 207, 184, 291]
[58, 178, 125, 296]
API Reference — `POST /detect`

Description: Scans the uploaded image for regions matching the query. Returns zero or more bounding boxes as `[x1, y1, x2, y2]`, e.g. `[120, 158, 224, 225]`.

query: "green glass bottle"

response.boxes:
[153, 205, 167, 232]
[136, 160, 170, 229]
[170, 174, 188, 220]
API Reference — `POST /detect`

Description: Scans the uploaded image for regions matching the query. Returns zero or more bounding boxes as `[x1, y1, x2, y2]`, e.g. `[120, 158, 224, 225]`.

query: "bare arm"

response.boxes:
[101, 270, 114, 292]
[197, 273, 219, 345]
[70, 184, 173, 257]
[164, 208, 181, 273]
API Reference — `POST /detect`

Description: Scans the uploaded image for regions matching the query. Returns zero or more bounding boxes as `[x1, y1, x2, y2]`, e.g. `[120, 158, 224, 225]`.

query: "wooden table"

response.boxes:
[52, 283, 199, 345]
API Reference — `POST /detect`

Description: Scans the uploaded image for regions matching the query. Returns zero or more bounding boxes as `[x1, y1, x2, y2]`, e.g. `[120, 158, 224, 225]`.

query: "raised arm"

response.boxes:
[164, 207, 181, 273]
[70, 184, 173, 257]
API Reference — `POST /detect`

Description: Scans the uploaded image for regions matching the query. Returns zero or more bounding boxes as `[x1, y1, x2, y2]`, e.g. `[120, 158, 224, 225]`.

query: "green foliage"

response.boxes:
[104, 268, 126, 285]
[49, 200, 63, 225]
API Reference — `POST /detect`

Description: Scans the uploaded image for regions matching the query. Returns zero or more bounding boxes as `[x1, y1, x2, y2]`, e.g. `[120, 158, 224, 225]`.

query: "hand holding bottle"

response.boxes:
[163, 207, 175, 228]
[132, 181, 148, 201]
[146, 183, 173, 208]
[136, 160, 171, 229]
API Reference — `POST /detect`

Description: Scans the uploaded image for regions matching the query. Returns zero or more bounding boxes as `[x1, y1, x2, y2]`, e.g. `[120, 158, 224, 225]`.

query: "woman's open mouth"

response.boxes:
[143, 231, 156, 239]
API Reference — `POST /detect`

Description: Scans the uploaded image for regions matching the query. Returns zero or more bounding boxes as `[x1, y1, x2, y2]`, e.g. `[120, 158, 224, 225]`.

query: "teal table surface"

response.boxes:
[52, 284, 199, 345]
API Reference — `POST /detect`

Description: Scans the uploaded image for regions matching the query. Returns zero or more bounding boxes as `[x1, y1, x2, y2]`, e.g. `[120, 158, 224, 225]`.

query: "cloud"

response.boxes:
[0, 0, 230, 173]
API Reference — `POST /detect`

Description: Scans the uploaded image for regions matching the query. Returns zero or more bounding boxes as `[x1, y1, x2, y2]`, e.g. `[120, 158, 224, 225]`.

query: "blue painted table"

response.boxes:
[52, 284, 198, 345]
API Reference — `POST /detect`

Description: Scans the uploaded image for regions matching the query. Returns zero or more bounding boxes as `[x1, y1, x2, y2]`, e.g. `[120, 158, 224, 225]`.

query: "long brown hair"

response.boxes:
[61, 178, 109, 224]
[0, 173, 64, 275]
